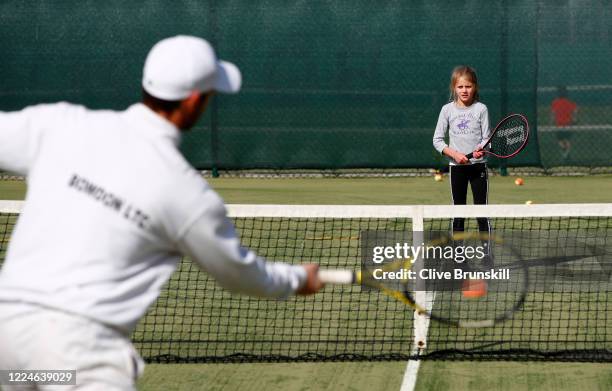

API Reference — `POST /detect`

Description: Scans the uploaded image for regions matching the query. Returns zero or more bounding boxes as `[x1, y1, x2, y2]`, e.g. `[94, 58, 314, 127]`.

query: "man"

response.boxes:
[550, 85, 578, 160]
[0, 35, 323, 390]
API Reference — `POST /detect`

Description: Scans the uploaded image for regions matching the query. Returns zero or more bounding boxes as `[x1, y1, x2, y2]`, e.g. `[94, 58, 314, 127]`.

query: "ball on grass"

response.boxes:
[525, 200, 533, 205]
[462, 279, 488, 299]
[514, 177, 524, 186]
[434, 173, 443, 182]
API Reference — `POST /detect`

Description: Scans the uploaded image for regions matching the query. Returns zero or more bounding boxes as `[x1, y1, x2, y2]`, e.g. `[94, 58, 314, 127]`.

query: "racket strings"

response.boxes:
[408, 233, 529, 325]
[489, 116, 528, 157]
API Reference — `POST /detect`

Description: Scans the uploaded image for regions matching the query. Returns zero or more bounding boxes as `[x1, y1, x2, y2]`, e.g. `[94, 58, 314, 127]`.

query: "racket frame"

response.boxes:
[319, 232, 530, 329]
[466, 113, 530, 160]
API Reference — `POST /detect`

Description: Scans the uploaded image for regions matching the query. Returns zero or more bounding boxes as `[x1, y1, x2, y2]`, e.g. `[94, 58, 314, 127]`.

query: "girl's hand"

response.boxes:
[453, 151, 469, 164]
[472, 148, 484, 159]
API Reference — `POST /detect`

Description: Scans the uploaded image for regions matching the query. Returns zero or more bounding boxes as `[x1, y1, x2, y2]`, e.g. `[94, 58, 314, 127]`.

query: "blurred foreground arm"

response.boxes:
[177, 199, 323, 298]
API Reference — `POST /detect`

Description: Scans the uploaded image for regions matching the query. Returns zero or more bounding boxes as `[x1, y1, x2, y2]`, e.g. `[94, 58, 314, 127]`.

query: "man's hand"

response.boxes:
[296, 264, 324, 295]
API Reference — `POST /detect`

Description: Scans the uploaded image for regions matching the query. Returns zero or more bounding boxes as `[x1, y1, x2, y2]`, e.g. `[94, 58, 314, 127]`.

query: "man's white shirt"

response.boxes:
[0, 102, 306, 333]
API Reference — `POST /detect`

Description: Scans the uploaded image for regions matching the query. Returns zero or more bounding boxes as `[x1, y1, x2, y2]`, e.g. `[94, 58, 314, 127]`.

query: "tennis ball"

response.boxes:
[462, 279, 488, 299]
[434, 173, 443, 182]
[525, 200, 533, 205]
[514, 177, 524, 186]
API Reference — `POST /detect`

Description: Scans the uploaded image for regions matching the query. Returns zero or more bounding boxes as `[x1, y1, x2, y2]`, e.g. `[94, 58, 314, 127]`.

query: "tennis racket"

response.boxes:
[319, 230, 600, 328]
[320, 232, 528, 328]
[466, 113, 529, 159]
[319, 229, 604, 329]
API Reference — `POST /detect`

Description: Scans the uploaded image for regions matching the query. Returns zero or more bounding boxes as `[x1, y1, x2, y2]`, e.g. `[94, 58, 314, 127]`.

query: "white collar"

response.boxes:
[124, 103, 182, 147]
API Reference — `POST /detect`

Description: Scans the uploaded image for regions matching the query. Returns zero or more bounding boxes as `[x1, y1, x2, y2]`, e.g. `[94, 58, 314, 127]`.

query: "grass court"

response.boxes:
[1, 174, 611, 391]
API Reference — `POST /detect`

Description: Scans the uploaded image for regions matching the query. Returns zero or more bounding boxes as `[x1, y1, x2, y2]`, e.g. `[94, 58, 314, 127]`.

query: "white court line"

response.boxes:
[400, 213, 430, 391]
[400, 354, 421, 391]
[399, 292, 435, 391]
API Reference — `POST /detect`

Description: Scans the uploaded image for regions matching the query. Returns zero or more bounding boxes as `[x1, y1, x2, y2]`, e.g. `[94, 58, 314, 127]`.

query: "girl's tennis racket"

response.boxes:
[466, 113, 529, 159]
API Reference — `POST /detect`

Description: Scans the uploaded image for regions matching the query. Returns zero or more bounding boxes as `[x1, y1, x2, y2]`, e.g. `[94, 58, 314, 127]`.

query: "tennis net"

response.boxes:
[0, 202, 610, 362]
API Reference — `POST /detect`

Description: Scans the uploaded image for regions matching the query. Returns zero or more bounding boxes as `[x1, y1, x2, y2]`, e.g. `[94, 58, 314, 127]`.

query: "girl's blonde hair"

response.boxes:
[449, 65, 479, 102]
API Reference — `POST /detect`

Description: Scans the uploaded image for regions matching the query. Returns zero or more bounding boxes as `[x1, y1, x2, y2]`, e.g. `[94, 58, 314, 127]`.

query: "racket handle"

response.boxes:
[318, 269, 355, 285]
[465, 152, 474, 159]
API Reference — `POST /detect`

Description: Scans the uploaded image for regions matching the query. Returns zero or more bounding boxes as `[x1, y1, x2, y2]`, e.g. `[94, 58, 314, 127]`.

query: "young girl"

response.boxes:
[432, 65, 491, 235]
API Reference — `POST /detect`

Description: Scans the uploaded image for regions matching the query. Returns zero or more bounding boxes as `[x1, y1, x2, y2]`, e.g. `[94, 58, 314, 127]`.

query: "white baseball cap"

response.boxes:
[142, 35, 242, 101]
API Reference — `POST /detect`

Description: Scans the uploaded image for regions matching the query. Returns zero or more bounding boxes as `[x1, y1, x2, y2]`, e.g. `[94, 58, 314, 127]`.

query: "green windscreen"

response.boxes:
[1, 1, 610, 171]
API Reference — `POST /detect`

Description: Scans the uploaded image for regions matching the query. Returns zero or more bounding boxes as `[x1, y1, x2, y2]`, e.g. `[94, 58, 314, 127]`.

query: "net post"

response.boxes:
[411, 205, 430, 351]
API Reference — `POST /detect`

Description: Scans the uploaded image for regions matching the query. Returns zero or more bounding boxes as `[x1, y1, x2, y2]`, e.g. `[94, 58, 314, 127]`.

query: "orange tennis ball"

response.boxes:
[462, 279, 488, 299]
[514, 177, 524, 186]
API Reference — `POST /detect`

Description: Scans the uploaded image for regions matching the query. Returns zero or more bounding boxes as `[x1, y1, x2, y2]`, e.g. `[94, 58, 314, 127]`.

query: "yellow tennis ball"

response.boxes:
[434, 174, 443, 182]
[525, 200, 533, 205]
